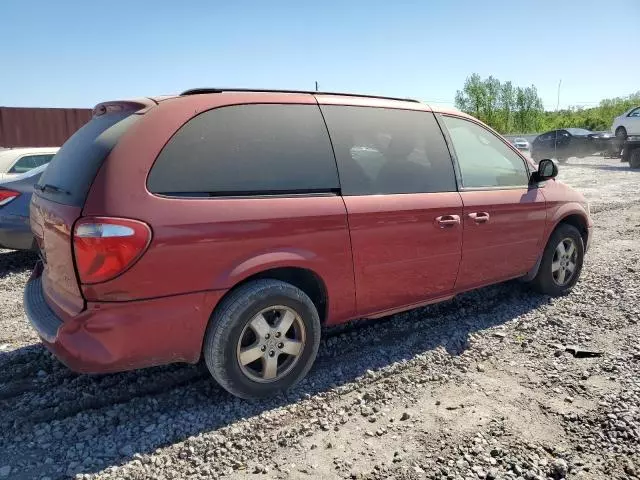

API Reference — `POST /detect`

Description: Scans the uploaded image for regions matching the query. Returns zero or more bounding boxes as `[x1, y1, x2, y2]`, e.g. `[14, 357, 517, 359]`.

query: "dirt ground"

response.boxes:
[0, 155, 638, 480]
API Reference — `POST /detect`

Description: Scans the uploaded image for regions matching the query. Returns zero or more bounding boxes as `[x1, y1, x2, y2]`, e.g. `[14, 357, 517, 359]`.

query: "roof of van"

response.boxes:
[102, 89, 471, 119]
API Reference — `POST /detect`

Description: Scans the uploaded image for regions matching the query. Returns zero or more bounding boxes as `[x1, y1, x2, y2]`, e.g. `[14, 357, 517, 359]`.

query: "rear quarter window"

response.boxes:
[37, 112, 138, 207]
[147, 104, 339, 196]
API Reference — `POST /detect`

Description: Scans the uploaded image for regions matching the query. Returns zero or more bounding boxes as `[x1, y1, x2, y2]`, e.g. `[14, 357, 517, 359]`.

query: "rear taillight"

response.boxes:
[0, 189, 20, 206]
[73, 217, 151, 284]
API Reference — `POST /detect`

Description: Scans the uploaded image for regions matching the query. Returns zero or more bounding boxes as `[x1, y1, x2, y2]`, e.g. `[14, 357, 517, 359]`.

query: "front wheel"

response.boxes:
[531, 224, 584, 296]
[615, 126, 627, 141]
[203, 279, 321, 399]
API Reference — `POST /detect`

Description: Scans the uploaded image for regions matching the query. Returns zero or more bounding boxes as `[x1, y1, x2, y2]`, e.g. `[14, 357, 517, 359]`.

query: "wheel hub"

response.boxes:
[236, 306, 306, 383]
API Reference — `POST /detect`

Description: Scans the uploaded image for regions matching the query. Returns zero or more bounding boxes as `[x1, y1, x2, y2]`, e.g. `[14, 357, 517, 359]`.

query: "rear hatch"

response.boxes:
[30, 101, 148, 317]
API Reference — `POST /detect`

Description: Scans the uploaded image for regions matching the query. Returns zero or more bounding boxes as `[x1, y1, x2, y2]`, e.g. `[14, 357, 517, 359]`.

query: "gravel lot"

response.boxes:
[0, 156, 638, 480]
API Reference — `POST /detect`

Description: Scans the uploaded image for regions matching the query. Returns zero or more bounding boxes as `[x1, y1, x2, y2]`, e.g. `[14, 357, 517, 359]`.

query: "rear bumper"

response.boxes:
[24, 265, 226, 373]
[0, 215, 33, 250]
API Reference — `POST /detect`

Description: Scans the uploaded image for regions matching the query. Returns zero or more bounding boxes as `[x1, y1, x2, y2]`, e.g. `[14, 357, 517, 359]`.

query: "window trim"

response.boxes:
[437, 113, 533, 191]
[154, 189, 340, 200]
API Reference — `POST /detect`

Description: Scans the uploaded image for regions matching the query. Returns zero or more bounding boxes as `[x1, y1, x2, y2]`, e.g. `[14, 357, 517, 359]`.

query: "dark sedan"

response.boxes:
[531, 128, 616, 163]
[0, 164, 47, 250]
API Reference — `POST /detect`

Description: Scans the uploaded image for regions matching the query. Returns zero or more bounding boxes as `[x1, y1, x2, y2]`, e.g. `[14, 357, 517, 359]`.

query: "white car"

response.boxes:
[0, 147, 59, 181]
[512, 137, 530, 150]
[611, 106, 640, 138]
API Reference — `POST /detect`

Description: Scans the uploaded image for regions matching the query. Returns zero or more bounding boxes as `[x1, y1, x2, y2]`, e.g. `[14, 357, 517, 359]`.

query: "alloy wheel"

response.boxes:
[551, 238, 578, 286]
[236, 306, 306, 383]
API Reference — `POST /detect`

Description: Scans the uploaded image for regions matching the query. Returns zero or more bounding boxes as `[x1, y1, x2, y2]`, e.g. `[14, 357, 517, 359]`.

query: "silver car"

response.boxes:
[513, 137, 530, 150]
[0, 147, 58, 181]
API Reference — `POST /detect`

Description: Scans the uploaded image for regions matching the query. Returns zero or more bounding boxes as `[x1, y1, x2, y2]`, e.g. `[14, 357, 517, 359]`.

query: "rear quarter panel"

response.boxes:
[82, 93, 357, 325]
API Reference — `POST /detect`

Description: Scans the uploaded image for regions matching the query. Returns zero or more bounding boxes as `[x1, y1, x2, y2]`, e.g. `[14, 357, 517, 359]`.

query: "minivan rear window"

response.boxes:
[36, 112, 139, 207]
[147, 104, 339, 196]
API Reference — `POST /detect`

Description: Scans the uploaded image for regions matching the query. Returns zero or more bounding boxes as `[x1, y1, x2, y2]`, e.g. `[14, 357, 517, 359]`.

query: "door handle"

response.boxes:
[468, 212, 490, 223]
[435, 214, 461, 228]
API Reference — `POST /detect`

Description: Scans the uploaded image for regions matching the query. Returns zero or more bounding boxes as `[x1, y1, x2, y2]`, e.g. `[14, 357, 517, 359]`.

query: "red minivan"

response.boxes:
[25, 89, 592, 399]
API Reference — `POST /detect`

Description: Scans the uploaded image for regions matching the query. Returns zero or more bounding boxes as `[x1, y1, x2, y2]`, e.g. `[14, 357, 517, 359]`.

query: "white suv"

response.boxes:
[611, 106, 640, 138]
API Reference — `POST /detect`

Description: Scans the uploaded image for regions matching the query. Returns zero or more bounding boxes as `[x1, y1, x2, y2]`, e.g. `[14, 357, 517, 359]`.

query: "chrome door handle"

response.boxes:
[468, 212, 490, 223]
[435, 214, 461, 228]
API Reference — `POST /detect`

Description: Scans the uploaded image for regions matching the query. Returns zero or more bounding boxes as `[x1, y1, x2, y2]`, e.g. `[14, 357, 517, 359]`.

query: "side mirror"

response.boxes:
[532, 158, 558, 183]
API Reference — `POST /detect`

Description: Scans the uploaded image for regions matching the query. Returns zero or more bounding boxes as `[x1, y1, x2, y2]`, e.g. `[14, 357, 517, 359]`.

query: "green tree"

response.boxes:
[456, 73, 639, 133]
[455, 74, 543, 133]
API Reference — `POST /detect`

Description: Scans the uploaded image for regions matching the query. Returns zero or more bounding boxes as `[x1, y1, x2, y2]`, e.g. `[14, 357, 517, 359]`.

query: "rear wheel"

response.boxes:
[615, 126, 627, 141]
[531, 224, 584, 296]
[203, 279, 321, 399]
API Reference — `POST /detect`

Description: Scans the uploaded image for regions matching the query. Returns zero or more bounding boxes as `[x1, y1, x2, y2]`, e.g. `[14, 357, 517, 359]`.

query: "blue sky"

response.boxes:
[2, 0, 639, 110]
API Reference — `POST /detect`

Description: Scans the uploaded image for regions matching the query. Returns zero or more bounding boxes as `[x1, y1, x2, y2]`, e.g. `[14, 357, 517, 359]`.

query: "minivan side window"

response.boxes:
[9, 154, 53, 174]
[148, 104, 339, 196]
[320, 106, 456, 195]
[442, 116, 529, 189]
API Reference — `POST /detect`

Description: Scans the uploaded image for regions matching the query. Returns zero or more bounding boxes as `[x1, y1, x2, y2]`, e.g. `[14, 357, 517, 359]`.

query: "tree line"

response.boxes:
[454, 73, 640, 134]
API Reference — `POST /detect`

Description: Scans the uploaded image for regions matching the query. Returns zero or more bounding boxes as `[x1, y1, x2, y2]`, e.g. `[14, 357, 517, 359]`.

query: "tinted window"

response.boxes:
[9, 154, 53, 174]
[320, 106, 456, 195]
[38, 112, 139, 207]
[566, 128, 591, 135]
[628, 108, 640, 118]
[148, 104, 338, 195]
[443, 116, 528, 188]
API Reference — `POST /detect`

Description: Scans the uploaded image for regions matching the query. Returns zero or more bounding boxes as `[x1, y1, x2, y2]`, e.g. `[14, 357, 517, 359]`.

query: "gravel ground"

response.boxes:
[0, 156, 638, 480]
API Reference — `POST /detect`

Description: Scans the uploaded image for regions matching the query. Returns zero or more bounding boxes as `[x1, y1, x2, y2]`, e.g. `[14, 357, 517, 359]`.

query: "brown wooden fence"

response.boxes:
[0, 107, 92, 148]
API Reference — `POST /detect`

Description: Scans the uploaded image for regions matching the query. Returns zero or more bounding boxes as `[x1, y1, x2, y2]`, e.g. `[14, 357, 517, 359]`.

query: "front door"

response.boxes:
[440, 115, 547, 291]
[319, 102, 463, 316]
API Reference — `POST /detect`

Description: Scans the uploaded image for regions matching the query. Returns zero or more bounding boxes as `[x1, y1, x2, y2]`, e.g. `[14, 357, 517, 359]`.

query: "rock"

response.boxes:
[486, 467, 499, 480]
[564, 396, 574, 403]
[477, 364, 486, 373]
[400, 412, 411, 421]
[549, 458, 568, 479]
[624, 461, 636, 477]
[0, 466, 11, 478]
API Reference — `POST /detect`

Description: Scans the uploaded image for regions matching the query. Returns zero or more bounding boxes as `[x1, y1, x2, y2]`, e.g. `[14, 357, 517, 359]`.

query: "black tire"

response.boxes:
[630, 148, 640, 169]
[531, 223, 584, 296]
[615, 126, 627, 141]
[203, 279, 321, 399]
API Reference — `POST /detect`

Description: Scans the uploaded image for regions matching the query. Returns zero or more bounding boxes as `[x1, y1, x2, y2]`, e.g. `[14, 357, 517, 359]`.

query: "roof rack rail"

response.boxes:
[180, 88, 420, 103]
